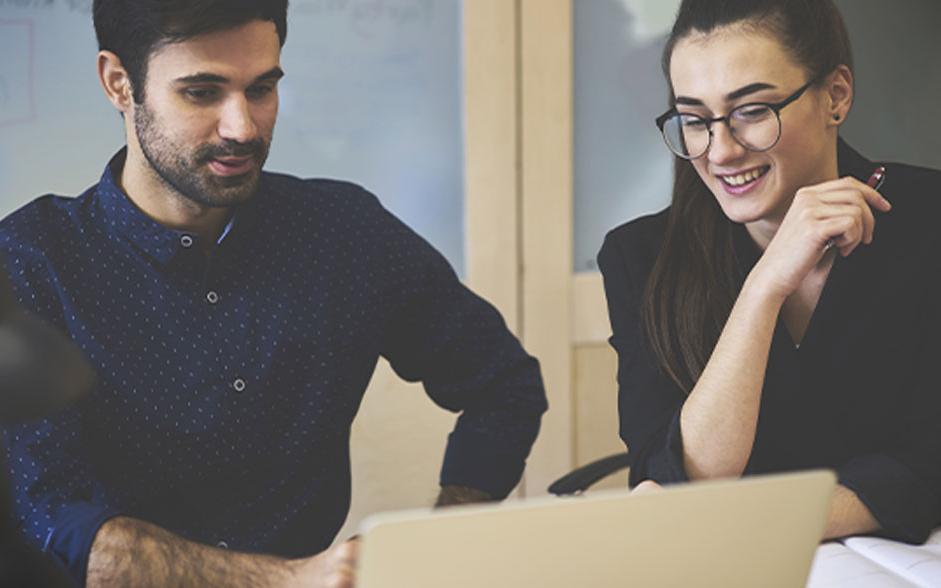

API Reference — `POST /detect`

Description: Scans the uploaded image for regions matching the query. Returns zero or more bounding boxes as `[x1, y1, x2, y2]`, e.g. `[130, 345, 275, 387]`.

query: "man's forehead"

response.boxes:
[147, 20, 282, 82]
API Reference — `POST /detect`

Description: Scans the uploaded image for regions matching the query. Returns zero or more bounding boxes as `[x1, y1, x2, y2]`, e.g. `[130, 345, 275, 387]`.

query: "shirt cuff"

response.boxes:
[839, 453, 940, 544]
[628, 411, 689, 487]
[439, 429, 531, 499]
[44, 502, 123, 586]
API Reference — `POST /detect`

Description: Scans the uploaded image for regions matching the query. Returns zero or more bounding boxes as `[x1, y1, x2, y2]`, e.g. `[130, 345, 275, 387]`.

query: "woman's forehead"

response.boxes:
[669, 27, 805, 101]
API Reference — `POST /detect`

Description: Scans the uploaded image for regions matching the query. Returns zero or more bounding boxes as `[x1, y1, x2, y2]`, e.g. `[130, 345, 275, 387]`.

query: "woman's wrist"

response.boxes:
[741, 262, 790, 309]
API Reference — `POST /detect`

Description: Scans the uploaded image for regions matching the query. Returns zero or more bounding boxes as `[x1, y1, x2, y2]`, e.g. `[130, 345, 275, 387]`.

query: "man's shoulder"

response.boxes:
[261, 172, 382, 213]
[0, 193, 86, 262]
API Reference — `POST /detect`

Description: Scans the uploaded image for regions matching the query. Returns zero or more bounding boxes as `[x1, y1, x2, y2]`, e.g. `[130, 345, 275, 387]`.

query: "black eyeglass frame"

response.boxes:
[654, 79, 818, 160]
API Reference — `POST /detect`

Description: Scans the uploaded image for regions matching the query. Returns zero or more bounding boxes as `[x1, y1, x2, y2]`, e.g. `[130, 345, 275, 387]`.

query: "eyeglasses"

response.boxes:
[655, 80, 816, 160]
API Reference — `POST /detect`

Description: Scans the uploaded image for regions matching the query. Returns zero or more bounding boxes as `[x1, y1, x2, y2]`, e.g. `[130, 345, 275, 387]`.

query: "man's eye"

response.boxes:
[247, 85, 276, 100]
[184, 87, 218, 101]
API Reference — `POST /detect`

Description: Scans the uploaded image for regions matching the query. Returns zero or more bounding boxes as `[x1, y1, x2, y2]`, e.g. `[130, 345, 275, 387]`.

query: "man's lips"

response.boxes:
[208, 156, 255, 176]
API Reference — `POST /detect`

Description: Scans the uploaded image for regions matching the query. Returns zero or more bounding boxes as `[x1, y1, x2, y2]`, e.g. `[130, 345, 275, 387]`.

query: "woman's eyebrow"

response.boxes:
[675, 82, 778, 106]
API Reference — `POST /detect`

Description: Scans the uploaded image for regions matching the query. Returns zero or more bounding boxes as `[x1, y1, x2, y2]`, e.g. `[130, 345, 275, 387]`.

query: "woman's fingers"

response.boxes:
[813, 203, 873, 246]
[631, 480, 663, 495]
[812, 177, 891, 211]
[797, 177, 887, 249]
[820, 216, 864, 257]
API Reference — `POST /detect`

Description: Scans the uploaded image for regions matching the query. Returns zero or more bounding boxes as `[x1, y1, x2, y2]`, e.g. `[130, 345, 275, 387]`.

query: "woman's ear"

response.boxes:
[825, 64, 854, 126]
[97, 50, 134, 113]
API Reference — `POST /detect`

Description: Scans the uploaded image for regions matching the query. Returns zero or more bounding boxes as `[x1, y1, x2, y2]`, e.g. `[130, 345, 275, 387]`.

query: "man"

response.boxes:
[0, 1, 546, 586]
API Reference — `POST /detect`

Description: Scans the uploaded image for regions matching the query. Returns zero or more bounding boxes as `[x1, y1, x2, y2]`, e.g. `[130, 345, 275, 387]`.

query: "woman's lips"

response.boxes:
[716, 165, 770, 195]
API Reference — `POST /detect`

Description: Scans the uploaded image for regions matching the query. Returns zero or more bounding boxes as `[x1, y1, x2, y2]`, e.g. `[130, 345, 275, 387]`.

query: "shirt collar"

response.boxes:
[836, 137, 877, 184]
[91, 148, 263, 265]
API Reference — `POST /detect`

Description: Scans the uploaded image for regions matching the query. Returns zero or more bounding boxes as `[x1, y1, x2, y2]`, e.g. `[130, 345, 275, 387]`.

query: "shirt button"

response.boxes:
[206, 291, 220, 304]
[216, 540, 229, 549]
[180, 235, 194, 248]
[232, 378, 246, 393]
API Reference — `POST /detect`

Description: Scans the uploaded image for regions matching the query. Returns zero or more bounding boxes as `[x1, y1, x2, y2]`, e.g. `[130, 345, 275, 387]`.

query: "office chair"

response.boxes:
[1, 262, 97, 587]
[547, 451, 631, 496]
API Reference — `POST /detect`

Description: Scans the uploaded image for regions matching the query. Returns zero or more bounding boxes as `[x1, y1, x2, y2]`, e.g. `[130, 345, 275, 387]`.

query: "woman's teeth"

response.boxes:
[721, 167, 768, 186]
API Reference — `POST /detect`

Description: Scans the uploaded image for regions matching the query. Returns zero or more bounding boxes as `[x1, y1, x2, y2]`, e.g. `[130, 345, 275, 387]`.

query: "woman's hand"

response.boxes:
[752, 176, 891, 300]
[631, 480, 663, 495]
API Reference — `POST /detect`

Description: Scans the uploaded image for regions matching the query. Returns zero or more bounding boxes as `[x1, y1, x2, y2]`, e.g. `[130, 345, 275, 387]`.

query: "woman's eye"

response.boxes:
[734, 106, 772, 121]
[680, 116, 708, 130]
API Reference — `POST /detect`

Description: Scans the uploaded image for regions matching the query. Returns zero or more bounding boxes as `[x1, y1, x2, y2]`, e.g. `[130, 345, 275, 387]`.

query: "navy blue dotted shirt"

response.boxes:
[0, 150, 546, 585]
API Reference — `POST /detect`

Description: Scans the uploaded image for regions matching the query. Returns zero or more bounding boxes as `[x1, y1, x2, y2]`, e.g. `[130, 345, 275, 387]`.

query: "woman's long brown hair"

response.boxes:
[642, 0, 854, 392]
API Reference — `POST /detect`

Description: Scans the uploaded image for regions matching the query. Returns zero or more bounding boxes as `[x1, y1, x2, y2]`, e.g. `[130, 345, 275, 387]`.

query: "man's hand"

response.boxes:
[88, 516, 359, 588]
[293, 540, 359, 588]
[434, 485, 494, 508]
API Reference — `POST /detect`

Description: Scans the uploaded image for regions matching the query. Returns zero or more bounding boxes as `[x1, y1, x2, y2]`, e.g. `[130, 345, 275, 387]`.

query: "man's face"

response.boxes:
[131, 20, 283, 208]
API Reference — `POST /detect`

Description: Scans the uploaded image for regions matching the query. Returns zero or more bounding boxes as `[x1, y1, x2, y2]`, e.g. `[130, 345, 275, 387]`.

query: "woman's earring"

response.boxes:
[833, 114, 841, 121]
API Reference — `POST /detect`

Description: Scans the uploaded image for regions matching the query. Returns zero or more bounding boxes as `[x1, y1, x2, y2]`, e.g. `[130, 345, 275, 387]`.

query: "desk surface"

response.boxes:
[806, 528, 941, 587]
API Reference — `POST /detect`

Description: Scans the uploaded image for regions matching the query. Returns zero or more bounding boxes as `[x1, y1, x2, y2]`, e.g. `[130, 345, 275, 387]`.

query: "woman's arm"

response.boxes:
[678, 272, 784, 479]
[679, 178, 890, 480]
[824, 486, 880, 539]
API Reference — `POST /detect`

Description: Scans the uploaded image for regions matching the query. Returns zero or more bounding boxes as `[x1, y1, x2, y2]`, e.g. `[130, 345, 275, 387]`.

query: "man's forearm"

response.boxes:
[87, 516, 301, 588]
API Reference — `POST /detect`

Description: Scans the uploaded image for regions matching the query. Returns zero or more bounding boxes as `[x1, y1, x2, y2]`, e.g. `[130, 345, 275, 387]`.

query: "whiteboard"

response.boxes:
[0, 0, 466, 275]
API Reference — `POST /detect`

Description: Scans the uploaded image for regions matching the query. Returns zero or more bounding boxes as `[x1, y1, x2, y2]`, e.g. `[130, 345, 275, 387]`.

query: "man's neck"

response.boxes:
[119, 150, 232, 245]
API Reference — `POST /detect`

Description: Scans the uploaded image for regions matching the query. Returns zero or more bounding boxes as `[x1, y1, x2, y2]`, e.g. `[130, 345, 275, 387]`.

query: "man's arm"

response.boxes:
[87, 517, 356, 588]
[364, 187, 547, 503]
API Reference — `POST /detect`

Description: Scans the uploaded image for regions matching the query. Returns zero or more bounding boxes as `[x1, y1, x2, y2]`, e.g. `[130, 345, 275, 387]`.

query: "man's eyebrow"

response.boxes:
[255, 67, 285, 83]
[174, 67, 285, 85]
[674, 82, 778, 106]
[174, 72, 228, 84]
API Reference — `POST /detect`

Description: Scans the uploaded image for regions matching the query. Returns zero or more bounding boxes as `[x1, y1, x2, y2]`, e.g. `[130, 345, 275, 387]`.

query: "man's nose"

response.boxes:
[218, 97, 258, 144]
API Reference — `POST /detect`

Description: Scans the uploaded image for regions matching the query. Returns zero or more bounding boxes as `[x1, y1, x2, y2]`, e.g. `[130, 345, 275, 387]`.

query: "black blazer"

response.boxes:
[598, 140, 941, 543]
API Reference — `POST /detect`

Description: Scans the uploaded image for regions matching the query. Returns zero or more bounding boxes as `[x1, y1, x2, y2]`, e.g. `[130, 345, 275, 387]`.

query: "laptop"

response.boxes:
[356, 470, 835, 588]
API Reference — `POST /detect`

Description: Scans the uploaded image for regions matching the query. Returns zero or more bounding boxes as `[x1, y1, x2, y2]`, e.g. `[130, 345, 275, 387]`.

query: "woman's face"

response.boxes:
[669, 26, 840, 228]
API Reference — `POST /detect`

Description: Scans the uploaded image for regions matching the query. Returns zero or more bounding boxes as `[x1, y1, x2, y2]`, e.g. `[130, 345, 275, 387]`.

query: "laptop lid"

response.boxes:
[357, 470, 835, 588]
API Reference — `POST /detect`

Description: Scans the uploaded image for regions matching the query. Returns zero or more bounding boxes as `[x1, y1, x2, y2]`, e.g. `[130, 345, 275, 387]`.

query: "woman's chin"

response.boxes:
[714, 198, 768, 225]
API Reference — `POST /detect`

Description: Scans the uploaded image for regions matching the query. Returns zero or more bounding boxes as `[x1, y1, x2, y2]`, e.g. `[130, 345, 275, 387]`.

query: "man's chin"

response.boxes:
[185, 177, 260, 208]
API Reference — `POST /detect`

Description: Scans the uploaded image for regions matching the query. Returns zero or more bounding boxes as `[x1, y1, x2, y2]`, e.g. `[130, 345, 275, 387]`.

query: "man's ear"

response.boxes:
[98, 50, 134, 113]
[825, 64, 854, 126]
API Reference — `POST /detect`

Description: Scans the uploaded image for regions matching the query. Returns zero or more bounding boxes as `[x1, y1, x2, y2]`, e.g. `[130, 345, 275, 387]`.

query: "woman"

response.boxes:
[598, 0, 941, 543]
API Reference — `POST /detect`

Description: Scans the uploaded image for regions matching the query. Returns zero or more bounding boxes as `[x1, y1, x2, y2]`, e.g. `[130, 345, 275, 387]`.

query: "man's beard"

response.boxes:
[133, 102, 271, 208]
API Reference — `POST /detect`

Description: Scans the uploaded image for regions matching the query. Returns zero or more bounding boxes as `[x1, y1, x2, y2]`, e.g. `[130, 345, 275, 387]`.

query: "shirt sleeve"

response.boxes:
[1, 246, 122, 586]
[836, 261, 941, 544]
[597, 229, 690, 487]
[367, 196, 547, 499]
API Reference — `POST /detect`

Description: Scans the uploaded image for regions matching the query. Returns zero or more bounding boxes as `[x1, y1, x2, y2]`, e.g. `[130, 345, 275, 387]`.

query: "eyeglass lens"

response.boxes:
[661, 104, 780, 159]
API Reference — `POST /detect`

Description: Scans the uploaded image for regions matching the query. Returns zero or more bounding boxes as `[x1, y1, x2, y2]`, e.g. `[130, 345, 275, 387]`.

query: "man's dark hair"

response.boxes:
[92, 0, 289, 104]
